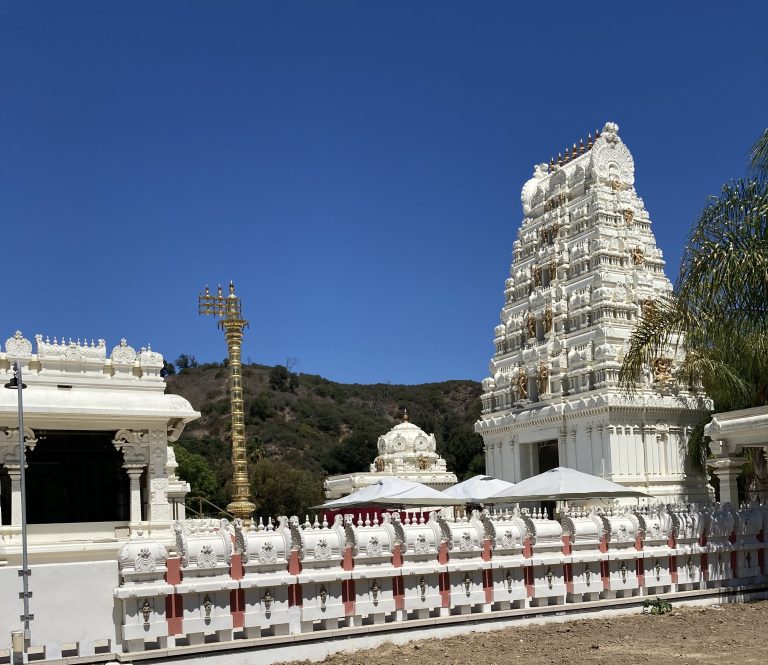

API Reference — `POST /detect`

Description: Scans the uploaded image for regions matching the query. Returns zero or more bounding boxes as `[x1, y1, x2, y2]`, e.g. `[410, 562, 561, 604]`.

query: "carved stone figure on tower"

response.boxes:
[652, 357, 673, 384]
[537, 364, 549, 394]
[525, 312, 536, 338]
[517, 368, 528, 399]
[544, 307, 553, 333]
[532, 264, 542, 287]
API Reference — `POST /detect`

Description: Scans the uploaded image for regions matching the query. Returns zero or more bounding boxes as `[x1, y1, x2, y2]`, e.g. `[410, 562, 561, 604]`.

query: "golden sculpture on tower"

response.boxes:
[198, 281, 255, 522]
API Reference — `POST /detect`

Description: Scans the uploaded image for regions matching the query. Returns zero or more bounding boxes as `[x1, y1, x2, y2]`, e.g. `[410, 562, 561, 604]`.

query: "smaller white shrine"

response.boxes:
[323, 412, 458, 499]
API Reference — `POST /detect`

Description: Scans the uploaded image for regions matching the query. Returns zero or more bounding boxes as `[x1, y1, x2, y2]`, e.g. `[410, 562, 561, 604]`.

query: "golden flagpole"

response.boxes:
[198, 281, 255, 522]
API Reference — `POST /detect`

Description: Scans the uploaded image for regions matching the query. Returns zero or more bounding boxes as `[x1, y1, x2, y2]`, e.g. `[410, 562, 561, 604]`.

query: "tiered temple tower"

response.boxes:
[475, 122, 711, 502]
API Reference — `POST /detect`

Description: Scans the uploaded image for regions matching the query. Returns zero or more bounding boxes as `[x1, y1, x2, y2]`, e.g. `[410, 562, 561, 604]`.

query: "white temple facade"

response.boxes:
[475, 122, 712, 502]
[324, 413, 457, 499]
[0, 331, 199, 563]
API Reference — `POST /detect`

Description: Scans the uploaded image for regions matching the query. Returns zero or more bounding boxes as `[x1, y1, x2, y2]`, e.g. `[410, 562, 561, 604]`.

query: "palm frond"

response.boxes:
[750, 128, 768, 177]
[621, 161, 768, 409]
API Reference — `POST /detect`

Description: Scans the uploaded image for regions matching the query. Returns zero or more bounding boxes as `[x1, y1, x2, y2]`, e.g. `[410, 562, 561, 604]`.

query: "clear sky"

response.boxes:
[2, 2, 766, 384]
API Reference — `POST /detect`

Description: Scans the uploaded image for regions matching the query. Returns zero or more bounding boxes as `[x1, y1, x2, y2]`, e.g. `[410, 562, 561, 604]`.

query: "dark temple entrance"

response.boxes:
[24, 431, 130, 523]
[536, 439, 559, 474]
[536, 439, 559, 518]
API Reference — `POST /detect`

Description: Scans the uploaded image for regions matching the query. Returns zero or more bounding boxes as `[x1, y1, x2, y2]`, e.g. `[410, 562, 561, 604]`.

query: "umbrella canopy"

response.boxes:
[314, 477, 465, 509]
[486, 467, 652, 503]
[443, 475, 515, 503]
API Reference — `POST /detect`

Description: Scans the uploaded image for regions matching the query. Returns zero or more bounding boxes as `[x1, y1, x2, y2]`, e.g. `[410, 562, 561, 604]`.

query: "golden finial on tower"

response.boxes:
[564, 147, 570, 162]
[402, 408, 409, 422]
[595, 128, 600, 139]
[549, 157, 555, 172]
[229, 280, 236, 296]
[587, 132, 593, 149]
[557, 152, 563, 166]
[572, 142, 578, 157]
[579, 138, 585, 154]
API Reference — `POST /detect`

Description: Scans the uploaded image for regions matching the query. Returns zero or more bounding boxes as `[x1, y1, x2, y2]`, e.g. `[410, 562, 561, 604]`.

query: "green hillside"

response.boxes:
[165, 363, 485, 518]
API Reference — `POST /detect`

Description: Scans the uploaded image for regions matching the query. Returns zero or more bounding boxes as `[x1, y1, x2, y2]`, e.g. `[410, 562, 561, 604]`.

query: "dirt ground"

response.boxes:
[290, 601, 768, 665]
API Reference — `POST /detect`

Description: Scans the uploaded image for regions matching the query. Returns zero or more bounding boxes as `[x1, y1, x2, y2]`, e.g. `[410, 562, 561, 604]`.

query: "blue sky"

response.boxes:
[2, 2, 766, 384]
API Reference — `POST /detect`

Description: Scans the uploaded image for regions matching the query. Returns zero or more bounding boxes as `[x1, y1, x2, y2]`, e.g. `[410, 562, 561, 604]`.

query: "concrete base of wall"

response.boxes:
[37, 585, 768, 665]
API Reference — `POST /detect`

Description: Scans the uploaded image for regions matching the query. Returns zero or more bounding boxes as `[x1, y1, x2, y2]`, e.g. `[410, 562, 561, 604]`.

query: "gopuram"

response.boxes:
[476, 122, 711, 502]
[323, 411, 457, 499]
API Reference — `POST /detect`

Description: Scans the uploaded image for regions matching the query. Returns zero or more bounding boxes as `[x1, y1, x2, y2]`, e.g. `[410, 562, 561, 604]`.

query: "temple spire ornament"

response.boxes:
[198, 280, 255, 523]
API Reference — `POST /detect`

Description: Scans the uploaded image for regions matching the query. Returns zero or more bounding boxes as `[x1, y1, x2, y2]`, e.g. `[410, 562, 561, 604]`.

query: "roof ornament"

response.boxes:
[402, 408, 409, 423]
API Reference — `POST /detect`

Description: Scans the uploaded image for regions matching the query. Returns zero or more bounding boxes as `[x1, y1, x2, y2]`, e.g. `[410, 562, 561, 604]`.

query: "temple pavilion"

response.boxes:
[0, 331, 199, 563]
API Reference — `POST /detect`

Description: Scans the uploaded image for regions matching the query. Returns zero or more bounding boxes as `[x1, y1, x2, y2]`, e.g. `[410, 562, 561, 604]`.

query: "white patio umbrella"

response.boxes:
[443, 475, 515, 503]
[313, 477, 465, 509]
[485, 467, 652, 503]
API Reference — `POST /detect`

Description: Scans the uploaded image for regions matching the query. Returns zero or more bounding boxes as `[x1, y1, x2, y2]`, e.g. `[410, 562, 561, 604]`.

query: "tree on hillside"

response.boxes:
[172, 443, 220, 504]
[269, 364, 299, 392]
[176, 354, 199, 371]
[250, 458, 325, 518]
[619, 129, 768, 493]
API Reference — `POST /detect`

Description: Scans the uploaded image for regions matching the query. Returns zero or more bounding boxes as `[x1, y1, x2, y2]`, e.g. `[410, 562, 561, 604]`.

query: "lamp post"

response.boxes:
[198, 282, 255, 523]
[4, 361, 32, 646]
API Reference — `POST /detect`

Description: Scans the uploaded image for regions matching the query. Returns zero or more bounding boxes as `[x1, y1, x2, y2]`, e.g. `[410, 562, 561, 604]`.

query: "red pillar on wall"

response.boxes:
[393, 575, 405, 610]
[288, 583, 303, 607]
[482, 569, 493, 603]
[392, 544, 403, 568]
[164, 556, 183, 635]
[230, 589, 245, 628]
[342, 579, 355, 616]
[438, 572, 451, 607]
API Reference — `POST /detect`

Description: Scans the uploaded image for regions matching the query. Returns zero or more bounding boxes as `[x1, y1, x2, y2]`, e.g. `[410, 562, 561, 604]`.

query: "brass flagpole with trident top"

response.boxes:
[198, 281, 255, 522]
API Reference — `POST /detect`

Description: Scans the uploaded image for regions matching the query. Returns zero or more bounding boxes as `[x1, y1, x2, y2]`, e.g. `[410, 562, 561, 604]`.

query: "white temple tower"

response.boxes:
[475, 122, 711, 502]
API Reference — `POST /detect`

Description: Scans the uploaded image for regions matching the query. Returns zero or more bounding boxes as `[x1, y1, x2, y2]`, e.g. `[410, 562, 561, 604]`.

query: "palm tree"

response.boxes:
[619, 129, 768, 490]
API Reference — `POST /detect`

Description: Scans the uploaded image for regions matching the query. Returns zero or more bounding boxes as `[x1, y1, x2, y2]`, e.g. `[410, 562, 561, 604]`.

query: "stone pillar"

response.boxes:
[757, 449, 768, 500]
[124, 464, 145, 529]
[5, 465, 21, 526]
[712, 457, 745, 505]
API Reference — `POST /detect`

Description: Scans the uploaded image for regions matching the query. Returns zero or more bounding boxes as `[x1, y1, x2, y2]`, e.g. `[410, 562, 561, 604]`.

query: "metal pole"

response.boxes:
[15, 362, 32, 639]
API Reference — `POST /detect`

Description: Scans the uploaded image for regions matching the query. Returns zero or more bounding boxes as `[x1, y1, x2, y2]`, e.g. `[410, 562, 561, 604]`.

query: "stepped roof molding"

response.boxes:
[0, 330, 199, 434]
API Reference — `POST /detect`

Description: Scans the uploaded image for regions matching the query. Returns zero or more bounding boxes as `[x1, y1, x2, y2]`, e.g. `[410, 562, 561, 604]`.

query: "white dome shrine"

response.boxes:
[323, 411, 457, 500]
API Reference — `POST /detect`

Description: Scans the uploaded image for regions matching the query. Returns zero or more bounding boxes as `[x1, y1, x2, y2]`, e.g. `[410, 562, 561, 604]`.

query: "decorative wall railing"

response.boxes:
[114, 502, 768, 653]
